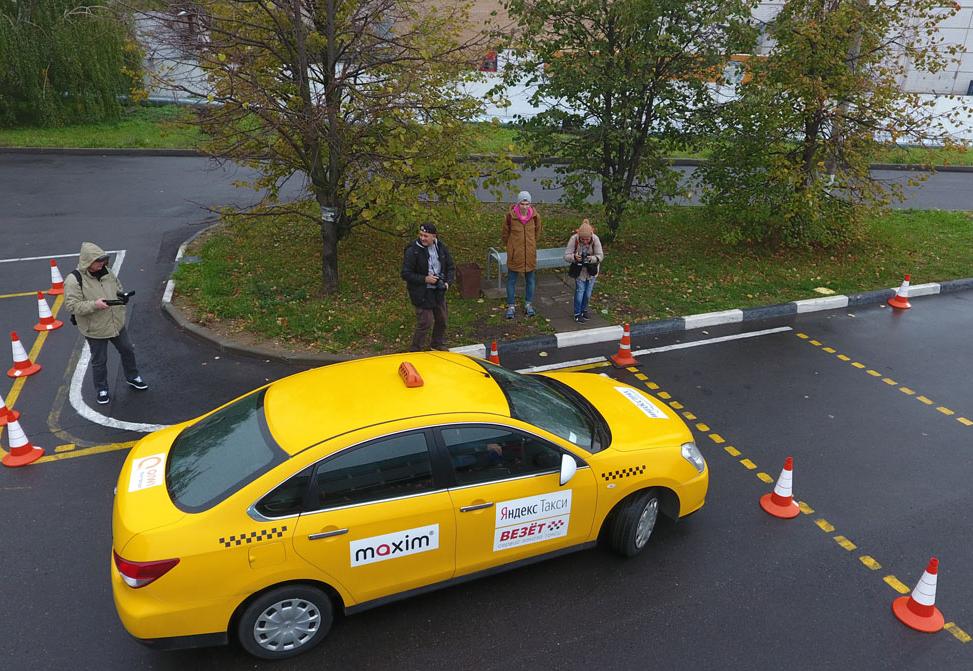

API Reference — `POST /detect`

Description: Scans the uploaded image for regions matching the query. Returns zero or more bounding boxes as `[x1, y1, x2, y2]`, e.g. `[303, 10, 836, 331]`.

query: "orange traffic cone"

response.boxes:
[47, 259, 65, 296]
[7, 332, 41, 378]
[488, 341, 500, 365]
[888, 274, 911, 310]
[760, 456, 800, 519]
[33, 292, 63, 331]
[1, 418, 44, 468]
[892, 557, 945, 633]
[610, 323, 637, 367]
[0, 390, 19, 426]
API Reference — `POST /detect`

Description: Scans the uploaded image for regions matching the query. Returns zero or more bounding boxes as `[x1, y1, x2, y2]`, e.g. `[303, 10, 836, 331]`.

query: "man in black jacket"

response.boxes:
[401, 223, 456, 351]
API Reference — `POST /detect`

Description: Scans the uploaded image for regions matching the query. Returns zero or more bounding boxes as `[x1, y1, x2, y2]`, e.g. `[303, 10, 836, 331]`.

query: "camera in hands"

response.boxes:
[104, 291, 135, 306]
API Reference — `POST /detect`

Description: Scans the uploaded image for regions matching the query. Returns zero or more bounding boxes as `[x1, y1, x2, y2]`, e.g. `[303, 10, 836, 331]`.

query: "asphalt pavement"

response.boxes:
[1, 153, 971, 670]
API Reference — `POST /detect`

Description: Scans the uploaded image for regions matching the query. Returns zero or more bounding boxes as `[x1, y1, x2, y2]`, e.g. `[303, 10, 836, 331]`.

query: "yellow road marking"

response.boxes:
[958, 417, 973, 427]
[54, 444, 76, 453]
[859, 556, 882, 570]
[756, 472, 774, 484]
[852, 362, 865, 369]
[833, 535, 857, 551]
[937, 407, 955, 416]
[626, 367, 639, 373]
[739, 459, 756, 470]
[837, 354, 850, 361]
[37, 441, 136, 463]
[708, 433, 724, 444]
[724, 446, 741, 457]
[884, 576, 910, 594]
[0, 291, 39, 299]
[809, 340, 821, 346]
[945, 623, 972, 644]
[822, 347, 836, 353]
[916, 395, 934, 405]
[668, 401, 683, 410]
[815, 519, 835, 533]
[682, 411, 697, 420]
[634, 373, 648, 380]
[899, 387, 915, 395]
[796, 333, 809, 339]
[882, 378, 897, 385]
[696, 423, 710, 432]
[657, 391, 671, 400]
[866, 369, 882, 377]
[646, 382, 659, 390]
[798, 501, 814, 515]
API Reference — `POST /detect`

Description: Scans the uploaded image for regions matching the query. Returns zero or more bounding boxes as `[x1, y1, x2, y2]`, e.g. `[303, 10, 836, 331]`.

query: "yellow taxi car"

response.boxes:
[112, 352, 707, 660]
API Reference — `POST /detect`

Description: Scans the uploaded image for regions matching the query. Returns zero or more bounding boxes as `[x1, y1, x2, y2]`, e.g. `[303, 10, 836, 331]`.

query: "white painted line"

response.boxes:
[0, 250, 123, 264]
[555, 325, 622, 348]
[794, 295, 849, 313]
[450, 343, 486, 358]
[517, 355, 607, 373]
[68, 250, 170, 433]
[515, 326, 793, 373]
[632, 326, 792, 356]
[683, 309, 743, 330]
[162, 279, 176, 304]
[897, 282, 940, 297]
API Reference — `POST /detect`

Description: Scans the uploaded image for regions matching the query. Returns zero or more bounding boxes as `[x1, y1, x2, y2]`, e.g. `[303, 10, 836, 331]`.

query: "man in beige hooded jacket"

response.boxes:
[64, 242, 147, 405]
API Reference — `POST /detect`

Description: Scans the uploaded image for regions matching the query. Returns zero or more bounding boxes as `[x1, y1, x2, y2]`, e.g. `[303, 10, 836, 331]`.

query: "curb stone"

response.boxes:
[161, 226, 973, 365]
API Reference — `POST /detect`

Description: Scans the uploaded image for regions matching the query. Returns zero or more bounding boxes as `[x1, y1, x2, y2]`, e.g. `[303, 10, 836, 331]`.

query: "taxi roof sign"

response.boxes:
[398, 361, 423, 388]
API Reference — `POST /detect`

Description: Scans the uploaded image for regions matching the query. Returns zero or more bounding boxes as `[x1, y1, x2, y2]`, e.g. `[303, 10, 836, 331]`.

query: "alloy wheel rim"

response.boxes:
[253, 598, 320, 652]
[634, 498, 658, 548]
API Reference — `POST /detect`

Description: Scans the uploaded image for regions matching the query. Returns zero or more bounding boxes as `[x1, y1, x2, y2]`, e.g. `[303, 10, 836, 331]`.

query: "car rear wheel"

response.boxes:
[608, 490, 660, 557]
[237, 585, 333, 660]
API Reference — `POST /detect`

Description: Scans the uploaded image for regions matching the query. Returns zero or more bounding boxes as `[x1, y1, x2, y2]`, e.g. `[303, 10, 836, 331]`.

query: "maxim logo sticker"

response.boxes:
[350, 524, 439, 567]
[128, 453, 166, 492]
[494, 491, 572, 551]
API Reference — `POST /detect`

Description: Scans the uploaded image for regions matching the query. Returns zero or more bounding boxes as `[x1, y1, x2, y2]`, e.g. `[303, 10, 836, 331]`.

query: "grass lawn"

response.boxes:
[173, 204, 973, 355]
[0, 105, 204, 149]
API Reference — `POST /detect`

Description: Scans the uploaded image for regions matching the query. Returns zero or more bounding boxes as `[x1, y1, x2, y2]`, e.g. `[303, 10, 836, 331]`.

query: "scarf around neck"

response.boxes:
[514, 204, 534, 225]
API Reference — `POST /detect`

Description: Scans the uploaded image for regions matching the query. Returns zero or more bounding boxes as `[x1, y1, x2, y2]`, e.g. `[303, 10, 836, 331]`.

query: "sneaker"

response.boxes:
[96, 390, 110, 405]
[574, 314, 583, 323]
[504, 305, 515, 319]
[126, 376, 149, 391]
[580, 311, 589, 322]
[525, 303, 536, 317]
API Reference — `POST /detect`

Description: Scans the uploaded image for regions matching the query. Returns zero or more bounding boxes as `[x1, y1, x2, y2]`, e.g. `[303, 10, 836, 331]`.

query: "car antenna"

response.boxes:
[429, 352, 490, 377]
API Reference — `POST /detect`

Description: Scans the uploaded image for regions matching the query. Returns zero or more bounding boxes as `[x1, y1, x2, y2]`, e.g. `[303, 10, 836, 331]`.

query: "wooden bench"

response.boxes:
[486, 247, 569, 289]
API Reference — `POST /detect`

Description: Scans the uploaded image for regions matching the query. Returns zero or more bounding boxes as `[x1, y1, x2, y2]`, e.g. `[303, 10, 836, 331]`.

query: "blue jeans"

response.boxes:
[574, 278, 596, 316]
[506, 270, 536, 306]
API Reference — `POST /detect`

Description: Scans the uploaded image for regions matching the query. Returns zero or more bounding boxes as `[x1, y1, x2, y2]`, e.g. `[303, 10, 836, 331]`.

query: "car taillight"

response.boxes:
[113, 550, 179, 588]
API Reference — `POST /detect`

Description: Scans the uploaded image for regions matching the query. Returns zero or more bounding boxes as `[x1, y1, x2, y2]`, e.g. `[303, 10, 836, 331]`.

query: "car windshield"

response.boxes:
[166, 389, 287, 512]
[478, 360, 606, 453]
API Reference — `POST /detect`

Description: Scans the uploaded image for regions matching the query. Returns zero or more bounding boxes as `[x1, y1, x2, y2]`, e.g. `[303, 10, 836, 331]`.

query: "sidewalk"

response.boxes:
[482, 271, 610, 331]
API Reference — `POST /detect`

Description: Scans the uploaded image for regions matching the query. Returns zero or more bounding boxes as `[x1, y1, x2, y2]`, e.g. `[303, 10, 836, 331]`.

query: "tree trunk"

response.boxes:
[317, 194, 340, 295]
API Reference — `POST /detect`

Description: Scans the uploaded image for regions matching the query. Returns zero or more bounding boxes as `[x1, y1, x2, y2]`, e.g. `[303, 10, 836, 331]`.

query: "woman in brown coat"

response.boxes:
[502, 190, 543, 318]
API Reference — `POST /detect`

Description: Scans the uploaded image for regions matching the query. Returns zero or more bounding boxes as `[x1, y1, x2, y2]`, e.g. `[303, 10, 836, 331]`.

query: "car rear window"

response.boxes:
[167, 389, 287, 513]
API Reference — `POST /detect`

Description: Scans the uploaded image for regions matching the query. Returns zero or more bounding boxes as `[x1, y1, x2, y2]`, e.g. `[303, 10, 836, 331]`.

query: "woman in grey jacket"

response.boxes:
[564, 219, 604, 322]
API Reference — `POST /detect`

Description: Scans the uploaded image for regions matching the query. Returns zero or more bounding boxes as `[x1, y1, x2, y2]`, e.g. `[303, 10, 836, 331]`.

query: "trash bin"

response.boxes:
[456, 263, 482, 299]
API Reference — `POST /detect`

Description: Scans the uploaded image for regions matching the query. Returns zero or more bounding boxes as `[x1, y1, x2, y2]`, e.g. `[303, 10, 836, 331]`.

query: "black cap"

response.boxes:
[419, 223, 437, 234]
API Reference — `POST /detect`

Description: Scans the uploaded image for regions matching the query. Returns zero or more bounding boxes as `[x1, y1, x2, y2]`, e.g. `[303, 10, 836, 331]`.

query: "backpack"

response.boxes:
[68, 270, 82, 326]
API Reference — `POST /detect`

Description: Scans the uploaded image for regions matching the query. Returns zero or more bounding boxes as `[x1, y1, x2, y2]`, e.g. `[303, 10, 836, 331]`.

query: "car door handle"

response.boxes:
[460, 502, 494, 512]
[308, 528, 348, 540]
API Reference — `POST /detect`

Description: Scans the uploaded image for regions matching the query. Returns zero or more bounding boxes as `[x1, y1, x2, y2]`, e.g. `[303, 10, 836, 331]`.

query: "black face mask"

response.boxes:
[92, 265, 109, 279]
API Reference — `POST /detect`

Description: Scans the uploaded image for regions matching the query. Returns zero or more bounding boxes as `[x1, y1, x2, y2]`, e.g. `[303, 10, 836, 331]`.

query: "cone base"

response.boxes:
[47, 288, 64, 296]
[759, 493, 800, 519]
[0, 409, 21, 425]
[34, 320, 64, 332]
[888, 296, 911, 310]
[610, 353, 638, 368]
[2, 446, 45, 468]
[7, 363, 42, 378]
[892, 596, 944, 633]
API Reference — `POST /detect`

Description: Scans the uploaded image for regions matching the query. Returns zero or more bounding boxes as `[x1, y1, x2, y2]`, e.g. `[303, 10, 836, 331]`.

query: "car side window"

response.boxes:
[254, 467, 312, 518]
[440, 425, 563, 486]
[311, 432, 435, 510]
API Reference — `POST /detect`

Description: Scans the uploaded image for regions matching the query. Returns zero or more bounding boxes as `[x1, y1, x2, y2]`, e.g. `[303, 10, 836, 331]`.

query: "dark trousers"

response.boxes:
[86, 327, 140, 392]
[410, 301, 448, 351]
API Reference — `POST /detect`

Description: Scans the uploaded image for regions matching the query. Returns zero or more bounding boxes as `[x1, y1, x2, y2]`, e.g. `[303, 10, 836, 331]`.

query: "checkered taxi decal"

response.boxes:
[601, 465, 646, 481]
[218, 526, 288, 548]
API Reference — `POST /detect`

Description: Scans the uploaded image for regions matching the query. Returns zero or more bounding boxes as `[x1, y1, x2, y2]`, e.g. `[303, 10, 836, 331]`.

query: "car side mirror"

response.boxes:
[559, 453, 577, 486]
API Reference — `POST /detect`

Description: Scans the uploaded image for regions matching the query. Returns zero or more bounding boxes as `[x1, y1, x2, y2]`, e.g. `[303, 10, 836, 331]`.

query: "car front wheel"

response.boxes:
[608, 490, 660, 557]
[237, 585, 333, 660]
